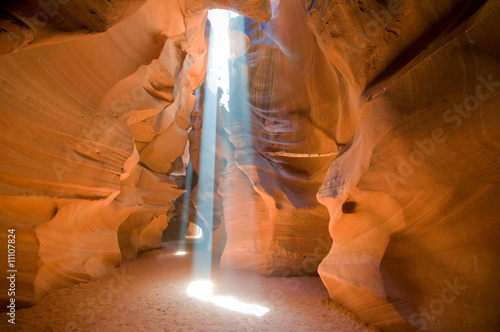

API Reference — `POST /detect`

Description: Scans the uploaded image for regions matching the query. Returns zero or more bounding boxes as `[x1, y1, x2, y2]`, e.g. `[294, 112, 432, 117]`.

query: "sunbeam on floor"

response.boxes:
[187, 279, 270, 317]
[1, 245, 377, 331]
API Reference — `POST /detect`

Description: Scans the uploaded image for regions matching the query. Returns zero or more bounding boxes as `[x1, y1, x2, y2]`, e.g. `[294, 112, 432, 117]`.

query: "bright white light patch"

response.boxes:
[187, 280, 270, 317]
[187, 279, 213, 301]
[174, 251, 187, 256]
[185, 222, 203, 239]
[207, 9, 232, 111]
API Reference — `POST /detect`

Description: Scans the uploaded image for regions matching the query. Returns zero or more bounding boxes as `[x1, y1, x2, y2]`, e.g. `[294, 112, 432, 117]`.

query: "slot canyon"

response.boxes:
[0, 0, 499, 331]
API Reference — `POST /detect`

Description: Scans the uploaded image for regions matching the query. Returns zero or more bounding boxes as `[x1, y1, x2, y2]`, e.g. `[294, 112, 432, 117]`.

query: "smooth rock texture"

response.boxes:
[220, 0, 500, 330]
[217, 0, 339, 277]
[0, 0, 271, 306]
[309, 0, 500, 331]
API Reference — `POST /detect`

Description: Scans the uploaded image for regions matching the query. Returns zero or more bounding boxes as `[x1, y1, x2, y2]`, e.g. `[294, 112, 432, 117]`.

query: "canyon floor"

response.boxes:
[1, 242, 378, 332]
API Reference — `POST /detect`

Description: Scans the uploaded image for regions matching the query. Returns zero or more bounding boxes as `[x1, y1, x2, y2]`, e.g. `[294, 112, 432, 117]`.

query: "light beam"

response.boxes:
[187, 280, 270, 317]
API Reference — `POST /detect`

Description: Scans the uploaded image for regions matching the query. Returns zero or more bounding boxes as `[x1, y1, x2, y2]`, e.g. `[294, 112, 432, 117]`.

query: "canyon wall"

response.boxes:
[221, 0, 500, 330]
[0, 0, 270, 307]
[1, 0, 499, 331]
[307, 0, 500, 331]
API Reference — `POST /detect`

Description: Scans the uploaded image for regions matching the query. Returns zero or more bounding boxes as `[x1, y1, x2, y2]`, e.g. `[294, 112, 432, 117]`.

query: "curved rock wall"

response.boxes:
[307, 0, 500, 331]
[0, 0, 201, 306]
[217, 0, 500, 330]
[0, 0, 271, 307]
[218, 0, 339, 276]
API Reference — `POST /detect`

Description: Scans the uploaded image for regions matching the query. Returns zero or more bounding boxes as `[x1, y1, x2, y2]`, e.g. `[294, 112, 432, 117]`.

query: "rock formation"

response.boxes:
[308, 0, 500, 331]
[1, 0, 499, 331]
[0, 0, 270, 307]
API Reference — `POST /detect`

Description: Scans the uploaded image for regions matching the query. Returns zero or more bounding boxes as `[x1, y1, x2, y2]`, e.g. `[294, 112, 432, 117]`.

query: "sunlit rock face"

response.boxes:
[306, 0, 500, 331]
[0, 0, 198, 306]
[218, 0, 500, 330]
[0, 0, 271, 307]
[218, 0, 340, 276]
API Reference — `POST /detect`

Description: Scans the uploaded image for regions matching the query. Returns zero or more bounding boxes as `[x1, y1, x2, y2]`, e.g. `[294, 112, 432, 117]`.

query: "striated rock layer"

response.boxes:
[307, 0, 500, 331]
[218, 0, 337, 276]
[0, 0, 199, 306]
[0, 0, 270, 307]
[219, 0, 500, 330]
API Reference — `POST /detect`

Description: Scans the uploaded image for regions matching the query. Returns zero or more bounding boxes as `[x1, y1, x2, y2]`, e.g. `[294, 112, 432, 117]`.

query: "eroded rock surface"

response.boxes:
[308, 0, 500, 331]
[0, 0, 270, 306]
[221, 0, 500, 330]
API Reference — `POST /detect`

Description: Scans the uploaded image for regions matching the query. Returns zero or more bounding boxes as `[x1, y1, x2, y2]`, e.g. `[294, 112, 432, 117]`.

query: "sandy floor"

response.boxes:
[1, 243, 378, 332]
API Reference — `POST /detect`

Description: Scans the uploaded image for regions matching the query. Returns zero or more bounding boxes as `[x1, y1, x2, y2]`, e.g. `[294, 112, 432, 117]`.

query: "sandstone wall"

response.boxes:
[0, 0, 271, 307]
[307, 0, 500, 330]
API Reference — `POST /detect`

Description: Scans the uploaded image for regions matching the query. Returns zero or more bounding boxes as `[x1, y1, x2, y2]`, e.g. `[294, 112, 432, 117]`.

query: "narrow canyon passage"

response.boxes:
[0, 242, 376, 332]
[1, 0, 500, 331]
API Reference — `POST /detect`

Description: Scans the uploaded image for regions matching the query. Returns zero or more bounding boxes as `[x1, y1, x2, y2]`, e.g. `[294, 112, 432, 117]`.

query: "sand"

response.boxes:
[1, 243, 378, 332]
